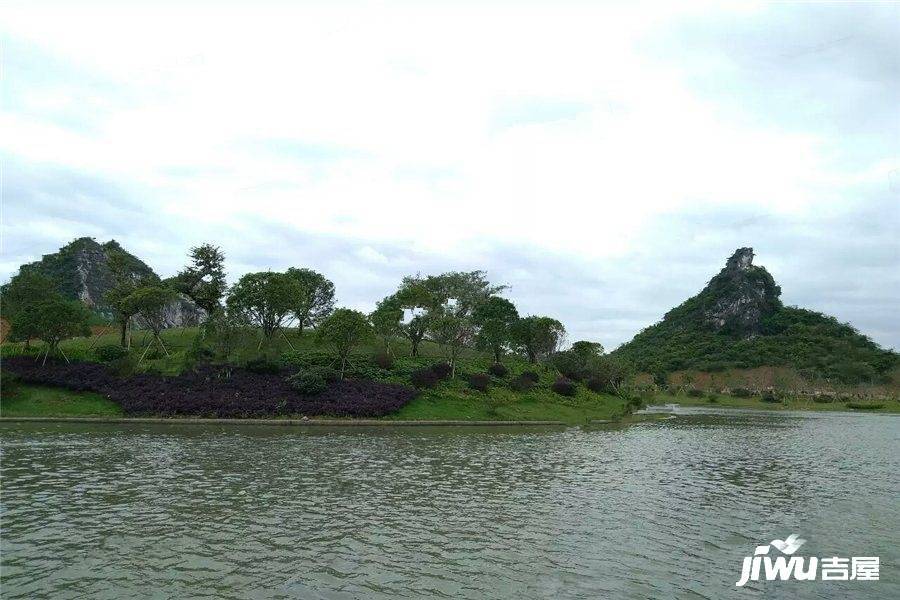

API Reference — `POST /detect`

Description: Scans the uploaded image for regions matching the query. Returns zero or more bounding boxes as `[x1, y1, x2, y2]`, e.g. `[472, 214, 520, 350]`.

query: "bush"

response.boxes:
[279, 350, 334, 371]
[487, 363, 509, 378]
[520, 371, 540, 383]
[431, 362, 452, 380]
[761, 391, 780, 403]
[373, 352, 393, 370]
[687, 389, 704, 398]
[468, 373, 490, 392]
[707, 394, 719, 403]
[509, 374, 535, 392]
[813, 394, 834, 403]
[2, 356, 418, 418]
[549, 351, 586, 381]
[847, 402, 884, 410]
[551, 377, 577, 397]
[245, 357, 282, 374]
[287, 368, 329, 396]
[411, 368, 440, 389]
[731, 387, 751, 398]
[93, 345, 129, 362]
[585, 377, 605, 393]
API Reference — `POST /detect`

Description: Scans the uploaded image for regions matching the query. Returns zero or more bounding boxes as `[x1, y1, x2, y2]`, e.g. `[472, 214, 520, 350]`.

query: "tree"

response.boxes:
[285, 268, 335, 334]
[370, 296, 403, 356]
[130, 285, 177, 358]
[473, 296, 519, 363]
[391, 283, 433, 357]
[173, 243, 227, 315]
[226, 272, 301, 339]
[511, 316, 566, 363]
[11, 297, 90, 364]
[316, 308, 373, 379]
[1, 271, 57, 347]
[105, 250, 150, 348]
[571, 340, 604, 359]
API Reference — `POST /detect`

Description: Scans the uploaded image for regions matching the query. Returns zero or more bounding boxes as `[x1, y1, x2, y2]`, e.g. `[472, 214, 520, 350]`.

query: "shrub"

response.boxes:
[287, 369, 328, 396]
[411, 368, 440, 389]
[731, 387, 751, 398]
[2, 356, 418, 418]
[487, 363, 509, 378]
[509, 374, 535, 392]
[687, 389, 704, 398]
[549, 351, 586, 381]
[847, 402, 884, 410]
[813, 394, 835, 403]
[706, 392, 719, 403]
[93, 345, 129, 362]
[431, 362, 452, 380]
[626, 395, 645, 411]
[373, 352, 393, 370]
[279, 350, 334, 371]
[551, 377, 577, 397]
[468, 373, 490, 392]
[245, 357, 282, 374]
[520, 371, 540, 383]
[585, 377, 605, 393]
[761, 391, 780, 403]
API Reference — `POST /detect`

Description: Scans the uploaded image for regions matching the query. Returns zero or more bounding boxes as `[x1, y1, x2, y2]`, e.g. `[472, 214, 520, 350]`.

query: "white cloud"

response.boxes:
[1, 1, 897, 348]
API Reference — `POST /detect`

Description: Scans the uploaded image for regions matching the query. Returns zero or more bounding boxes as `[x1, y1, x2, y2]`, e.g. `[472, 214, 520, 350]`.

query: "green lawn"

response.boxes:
[0, 383, 122, 417]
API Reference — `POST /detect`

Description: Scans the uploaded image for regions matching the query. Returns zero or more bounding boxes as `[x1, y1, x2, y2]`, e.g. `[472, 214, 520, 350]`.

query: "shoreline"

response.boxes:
[0, 416, 581, 426]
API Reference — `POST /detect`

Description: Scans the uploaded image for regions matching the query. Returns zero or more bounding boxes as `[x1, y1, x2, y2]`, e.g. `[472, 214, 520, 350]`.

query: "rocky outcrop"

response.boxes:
[700, 247, 781, 336]
[18, 237, 204, 327]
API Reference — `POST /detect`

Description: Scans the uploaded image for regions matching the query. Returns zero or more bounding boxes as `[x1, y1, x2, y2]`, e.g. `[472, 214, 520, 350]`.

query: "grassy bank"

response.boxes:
[0, 384, 122, 417]
[647, 391, 900, 413]
[0, 381, 627, 424]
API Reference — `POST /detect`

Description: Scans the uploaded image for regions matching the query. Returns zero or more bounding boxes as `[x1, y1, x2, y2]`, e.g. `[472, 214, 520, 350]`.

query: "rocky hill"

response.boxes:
[17, 237, 203, 327]
[613, 248, 897, 384]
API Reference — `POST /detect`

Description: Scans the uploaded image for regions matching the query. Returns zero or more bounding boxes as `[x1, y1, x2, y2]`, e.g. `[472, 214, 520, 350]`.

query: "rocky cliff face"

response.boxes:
[19, 237, 204, 327]
[699, 247, 782, 336]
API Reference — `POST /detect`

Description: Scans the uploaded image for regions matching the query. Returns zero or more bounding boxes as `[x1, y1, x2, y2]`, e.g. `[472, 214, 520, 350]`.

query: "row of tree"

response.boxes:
[3, 242, 587, 374]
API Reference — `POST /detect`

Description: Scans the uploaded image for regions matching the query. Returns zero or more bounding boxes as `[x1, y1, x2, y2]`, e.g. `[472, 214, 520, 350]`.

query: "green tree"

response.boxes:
[1, 271, 57, 347]
[370, 296, 403, 356]
[105, 250, 151, 348]
[512, 316, 566, 363]
[473, 296, 519, 363]
[173, 243, 227, 315]
[571, 340, 604, 359]
[130, 285, 177, 358]
[285, 268, 335, 334]
[316, 308, 373, 379]
[11, 297, 90, 364]
[226, 272, 301, 339]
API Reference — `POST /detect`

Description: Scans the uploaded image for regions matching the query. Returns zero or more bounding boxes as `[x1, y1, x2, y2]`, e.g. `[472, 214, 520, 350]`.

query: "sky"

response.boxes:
[1, 1, 898, 350]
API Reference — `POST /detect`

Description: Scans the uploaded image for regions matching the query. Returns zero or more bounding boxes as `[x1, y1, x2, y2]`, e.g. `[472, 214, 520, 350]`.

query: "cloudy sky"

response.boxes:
[2, 1, 898, 350]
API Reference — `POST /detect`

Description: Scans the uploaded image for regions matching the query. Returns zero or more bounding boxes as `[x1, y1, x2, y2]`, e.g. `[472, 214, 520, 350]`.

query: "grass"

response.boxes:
[3, 327, 896, 421]
[648, 391, 900, 413]
[0, 383, 122, 417]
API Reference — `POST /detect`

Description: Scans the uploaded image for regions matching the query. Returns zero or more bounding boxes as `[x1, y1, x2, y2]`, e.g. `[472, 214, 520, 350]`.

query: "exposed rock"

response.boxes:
[18, 237, 204, 327]
[700, 247, 781, 336]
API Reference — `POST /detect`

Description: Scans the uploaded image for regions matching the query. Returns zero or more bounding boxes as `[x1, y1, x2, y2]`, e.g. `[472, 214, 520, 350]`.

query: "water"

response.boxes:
[1, 410, 897, 599]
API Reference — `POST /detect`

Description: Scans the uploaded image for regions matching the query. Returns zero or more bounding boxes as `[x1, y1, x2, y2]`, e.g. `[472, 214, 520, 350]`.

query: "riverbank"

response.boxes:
[0, 382, 632, 424]
[648, 391, 900, 413]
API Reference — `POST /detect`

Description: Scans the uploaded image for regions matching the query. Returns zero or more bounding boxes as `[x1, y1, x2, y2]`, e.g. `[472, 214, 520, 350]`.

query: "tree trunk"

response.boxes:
[340, 355, 347, 380]
[120, 321, 128, 347]
[410, 337, 420, 357]
[493, 347, 502, 364]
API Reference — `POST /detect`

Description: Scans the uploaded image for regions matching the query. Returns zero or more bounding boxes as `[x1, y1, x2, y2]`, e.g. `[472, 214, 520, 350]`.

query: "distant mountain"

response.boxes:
[17, 237, 203, 327]
[613, 248, 897, 384]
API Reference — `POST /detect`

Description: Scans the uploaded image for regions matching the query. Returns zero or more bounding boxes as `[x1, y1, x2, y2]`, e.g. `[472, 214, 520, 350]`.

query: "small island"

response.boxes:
[1, 240, 897, 422]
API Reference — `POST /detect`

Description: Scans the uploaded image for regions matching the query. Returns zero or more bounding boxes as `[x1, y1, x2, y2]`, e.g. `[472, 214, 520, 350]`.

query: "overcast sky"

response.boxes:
[2, 1, 898, 350]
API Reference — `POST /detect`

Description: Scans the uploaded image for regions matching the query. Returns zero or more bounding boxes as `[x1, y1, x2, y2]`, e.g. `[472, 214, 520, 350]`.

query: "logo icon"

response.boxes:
[735, 534, 878, 587]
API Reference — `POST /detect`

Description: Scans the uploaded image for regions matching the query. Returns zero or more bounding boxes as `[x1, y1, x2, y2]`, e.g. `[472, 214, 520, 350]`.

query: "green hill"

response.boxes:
[613, 248, 897, 384]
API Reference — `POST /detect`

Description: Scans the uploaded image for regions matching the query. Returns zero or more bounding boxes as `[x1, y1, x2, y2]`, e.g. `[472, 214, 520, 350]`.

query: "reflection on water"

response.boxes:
[1, 412, 898, 599]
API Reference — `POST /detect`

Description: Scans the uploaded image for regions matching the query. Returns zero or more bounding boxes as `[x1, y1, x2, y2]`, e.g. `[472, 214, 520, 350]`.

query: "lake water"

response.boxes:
[1, 409, 898, 599]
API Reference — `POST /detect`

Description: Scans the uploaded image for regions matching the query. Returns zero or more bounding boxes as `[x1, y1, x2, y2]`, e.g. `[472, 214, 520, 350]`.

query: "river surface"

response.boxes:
[1, 409, 897, 599]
